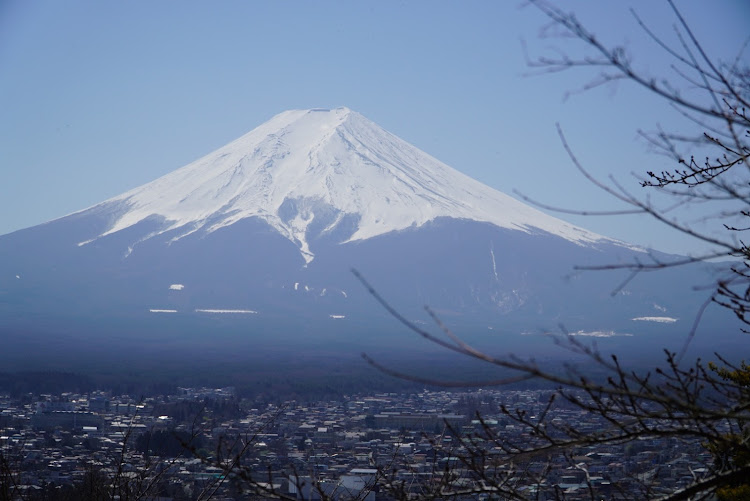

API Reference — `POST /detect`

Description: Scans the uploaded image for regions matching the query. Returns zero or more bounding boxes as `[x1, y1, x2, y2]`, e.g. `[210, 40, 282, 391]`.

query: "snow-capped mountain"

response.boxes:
[79, 107, 614, 263]
[0, 108, 725, 362]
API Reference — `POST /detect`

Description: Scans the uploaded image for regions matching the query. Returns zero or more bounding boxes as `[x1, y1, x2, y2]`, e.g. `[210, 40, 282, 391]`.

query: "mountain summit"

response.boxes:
[80, 107, 611, 263]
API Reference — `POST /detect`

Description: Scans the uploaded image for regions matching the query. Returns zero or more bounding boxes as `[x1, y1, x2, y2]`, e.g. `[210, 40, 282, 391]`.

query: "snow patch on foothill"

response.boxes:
[195, 309, 257, 314]
[632, 316, 678, 323]
[569, 330, 633, 338]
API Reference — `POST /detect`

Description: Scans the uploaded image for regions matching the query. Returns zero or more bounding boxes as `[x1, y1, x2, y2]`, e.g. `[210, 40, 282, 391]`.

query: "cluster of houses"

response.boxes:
[0, 386, 714, 499]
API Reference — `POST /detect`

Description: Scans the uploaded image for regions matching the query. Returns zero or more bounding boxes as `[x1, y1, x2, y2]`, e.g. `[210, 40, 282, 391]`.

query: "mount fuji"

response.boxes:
[80, 107, 608, 263]
[0, 108, 727, 366]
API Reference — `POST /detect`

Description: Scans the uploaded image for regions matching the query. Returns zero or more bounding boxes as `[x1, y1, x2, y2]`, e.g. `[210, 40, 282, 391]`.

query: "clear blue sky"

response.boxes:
[1, 1, 748, 256]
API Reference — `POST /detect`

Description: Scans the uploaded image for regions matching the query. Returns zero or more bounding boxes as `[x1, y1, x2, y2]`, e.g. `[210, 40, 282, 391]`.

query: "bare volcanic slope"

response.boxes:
[0, 108, 721, 357]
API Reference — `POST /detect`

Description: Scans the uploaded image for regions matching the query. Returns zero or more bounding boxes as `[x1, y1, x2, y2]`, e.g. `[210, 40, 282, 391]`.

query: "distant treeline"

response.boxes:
[0, 371, 178, 399]
[0, 368, 419, 401]
[0, 351, 594, 401]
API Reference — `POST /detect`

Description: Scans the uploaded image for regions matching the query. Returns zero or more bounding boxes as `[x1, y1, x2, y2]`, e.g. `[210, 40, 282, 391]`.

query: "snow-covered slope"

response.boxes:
[79, 107, 617, 263]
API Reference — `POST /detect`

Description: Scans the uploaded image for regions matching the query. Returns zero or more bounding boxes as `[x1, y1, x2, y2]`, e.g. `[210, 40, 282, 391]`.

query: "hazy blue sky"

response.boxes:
[1, 1, 748, 256]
